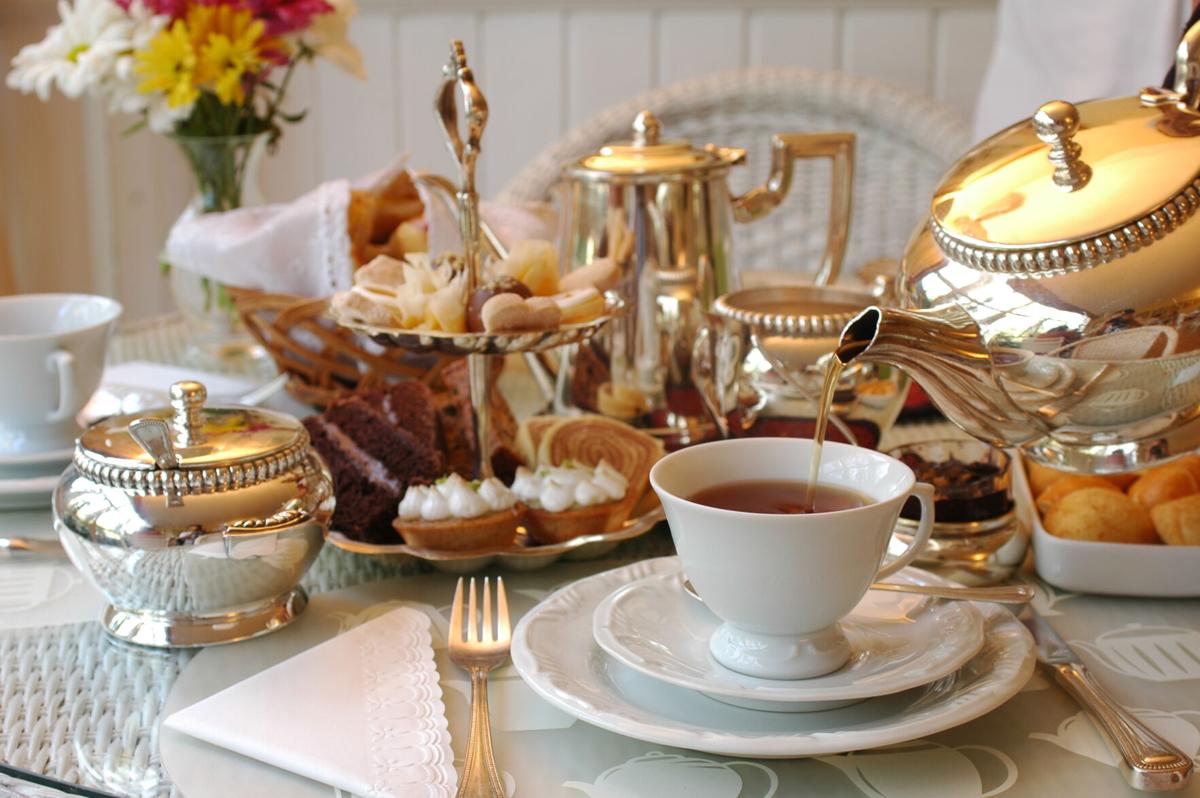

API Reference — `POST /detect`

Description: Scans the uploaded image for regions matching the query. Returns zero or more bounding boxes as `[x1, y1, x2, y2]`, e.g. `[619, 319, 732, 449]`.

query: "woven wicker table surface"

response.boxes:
[0, 315, 988, 797]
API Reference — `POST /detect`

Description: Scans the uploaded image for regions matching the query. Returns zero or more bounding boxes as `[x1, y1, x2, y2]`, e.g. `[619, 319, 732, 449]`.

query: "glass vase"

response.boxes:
[166, 132, 274, 375]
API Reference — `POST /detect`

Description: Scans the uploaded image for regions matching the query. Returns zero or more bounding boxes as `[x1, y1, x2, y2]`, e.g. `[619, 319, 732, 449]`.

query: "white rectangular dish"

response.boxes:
[1013, 453, 1200, 598]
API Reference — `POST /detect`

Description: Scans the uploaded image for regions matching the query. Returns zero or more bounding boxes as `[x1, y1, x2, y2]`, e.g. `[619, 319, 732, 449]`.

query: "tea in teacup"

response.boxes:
[689, 480, 868, 515]
[651, 437, 934, 680]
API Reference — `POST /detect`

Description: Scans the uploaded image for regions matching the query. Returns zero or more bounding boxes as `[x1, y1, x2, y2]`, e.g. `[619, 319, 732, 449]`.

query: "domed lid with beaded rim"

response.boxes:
[75, 380, 310, 495]
[930, 88, 1200, 275]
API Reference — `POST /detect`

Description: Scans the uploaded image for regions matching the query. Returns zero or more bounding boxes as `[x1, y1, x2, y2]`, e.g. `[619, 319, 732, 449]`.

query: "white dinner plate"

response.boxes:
[0, 472, 60, 510]
[593, 561, 984, 712]
[512, 557, 1035, 758]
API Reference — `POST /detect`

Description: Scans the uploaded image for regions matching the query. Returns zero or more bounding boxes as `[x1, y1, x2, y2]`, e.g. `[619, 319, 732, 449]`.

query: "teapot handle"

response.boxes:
[731, 132, 855, 287]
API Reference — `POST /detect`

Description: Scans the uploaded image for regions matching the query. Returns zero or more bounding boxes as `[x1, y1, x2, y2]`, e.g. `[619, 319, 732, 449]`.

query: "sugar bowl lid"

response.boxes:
[930, 89, 1200, 275]
[566, 110, 741, 180]
[75, 380, 310, 494]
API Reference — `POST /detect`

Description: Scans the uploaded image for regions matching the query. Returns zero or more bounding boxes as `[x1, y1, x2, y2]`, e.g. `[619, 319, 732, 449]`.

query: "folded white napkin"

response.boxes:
[163, 607, 457, 798]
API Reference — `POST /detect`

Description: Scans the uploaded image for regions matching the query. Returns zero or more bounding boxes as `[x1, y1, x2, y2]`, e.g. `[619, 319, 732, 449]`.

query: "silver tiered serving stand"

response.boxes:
[336, 41, 622, 480]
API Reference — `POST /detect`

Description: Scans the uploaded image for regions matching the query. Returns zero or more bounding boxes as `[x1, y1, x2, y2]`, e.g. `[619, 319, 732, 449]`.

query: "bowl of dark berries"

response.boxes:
[887, 438, 1026, 582]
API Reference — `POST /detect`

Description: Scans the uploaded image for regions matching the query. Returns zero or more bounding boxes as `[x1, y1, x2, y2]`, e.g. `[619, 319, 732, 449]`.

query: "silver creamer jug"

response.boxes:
[555, 110, 854, 445]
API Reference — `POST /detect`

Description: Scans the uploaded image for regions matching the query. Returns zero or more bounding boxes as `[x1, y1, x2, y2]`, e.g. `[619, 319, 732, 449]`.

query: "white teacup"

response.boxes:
[0, 293, 122, 454]
[650, 437, 934, 680]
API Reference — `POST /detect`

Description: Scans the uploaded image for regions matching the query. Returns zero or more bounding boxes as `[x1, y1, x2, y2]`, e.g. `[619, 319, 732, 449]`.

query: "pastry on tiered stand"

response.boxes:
[514, 415, 663, 544]
[394, 473, 522, 551]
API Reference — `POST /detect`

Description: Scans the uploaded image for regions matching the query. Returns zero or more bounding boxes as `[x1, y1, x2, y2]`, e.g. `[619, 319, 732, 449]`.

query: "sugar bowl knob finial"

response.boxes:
[632, 110, 661, 146]
[1033, 100, 1091, 191]
[170, 380, 206, 446]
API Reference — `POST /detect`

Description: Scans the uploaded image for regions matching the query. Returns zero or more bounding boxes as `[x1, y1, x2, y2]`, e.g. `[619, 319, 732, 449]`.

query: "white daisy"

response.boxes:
[105, 0, 182, 129]
[6, 0, 137, 101]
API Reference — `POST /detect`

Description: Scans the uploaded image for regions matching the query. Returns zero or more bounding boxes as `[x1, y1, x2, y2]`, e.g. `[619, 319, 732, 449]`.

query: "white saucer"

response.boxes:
[0, 445, 73, 478]
[0, 472, 60, 510]
[512, 557, 1035, 758]
[593, 562, 984, 712]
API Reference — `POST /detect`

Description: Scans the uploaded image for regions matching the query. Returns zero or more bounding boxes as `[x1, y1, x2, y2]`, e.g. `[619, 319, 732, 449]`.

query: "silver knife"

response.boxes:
[1020, 607, 1194, 791]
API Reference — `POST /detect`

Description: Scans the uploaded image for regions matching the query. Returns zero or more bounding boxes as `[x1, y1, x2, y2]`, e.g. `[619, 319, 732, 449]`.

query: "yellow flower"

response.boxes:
[193, 7, 269, 106]
[135, 20, 198, 109]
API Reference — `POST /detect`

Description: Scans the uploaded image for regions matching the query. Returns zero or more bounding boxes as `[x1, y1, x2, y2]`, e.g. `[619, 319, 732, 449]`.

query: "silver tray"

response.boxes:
[333, 296, 625, 356]
[326, 505, 665, 574]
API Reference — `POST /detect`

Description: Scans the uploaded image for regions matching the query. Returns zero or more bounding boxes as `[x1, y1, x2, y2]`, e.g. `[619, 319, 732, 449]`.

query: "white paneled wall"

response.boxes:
[0, 0, 997, 320]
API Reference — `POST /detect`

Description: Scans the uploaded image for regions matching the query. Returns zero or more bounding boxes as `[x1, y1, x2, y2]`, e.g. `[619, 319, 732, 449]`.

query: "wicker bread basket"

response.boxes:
[227, 286, 448, 408]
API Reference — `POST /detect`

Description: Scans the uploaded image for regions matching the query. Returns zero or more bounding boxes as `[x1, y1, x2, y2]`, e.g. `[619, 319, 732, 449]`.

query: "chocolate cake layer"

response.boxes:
[304, 416, 402, 543]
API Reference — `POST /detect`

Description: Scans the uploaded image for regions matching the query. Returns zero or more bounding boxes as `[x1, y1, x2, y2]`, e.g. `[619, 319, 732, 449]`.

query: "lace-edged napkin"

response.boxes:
[163, 607, 456, 798]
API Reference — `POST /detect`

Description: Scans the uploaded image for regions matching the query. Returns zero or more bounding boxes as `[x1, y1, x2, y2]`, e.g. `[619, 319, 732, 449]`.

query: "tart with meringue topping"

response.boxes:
[393, 473, 524, 551]
[513, 461, 633, 544]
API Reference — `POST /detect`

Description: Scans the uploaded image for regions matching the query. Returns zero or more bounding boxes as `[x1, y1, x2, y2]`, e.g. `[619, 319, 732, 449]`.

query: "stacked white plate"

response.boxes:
[511, 556, 1035, 757]
[0, 446, 72, 510]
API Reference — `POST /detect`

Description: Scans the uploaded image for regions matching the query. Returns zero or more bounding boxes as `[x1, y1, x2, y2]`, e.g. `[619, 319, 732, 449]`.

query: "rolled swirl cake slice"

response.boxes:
[518, 415, 663, 542]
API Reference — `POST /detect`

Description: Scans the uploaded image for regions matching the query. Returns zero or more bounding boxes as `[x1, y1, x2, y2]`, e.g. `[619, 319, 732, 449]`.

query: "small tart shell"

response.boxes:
[394, 505, 524, 552]
[525, 500, 631, 545]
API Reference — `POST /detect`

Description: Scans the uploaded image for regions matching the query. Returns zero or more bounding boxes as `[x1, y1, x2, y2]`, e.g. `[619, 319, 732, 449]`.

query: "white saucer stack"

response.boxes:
[0, 447, 72, 510]
[511, 557, 1035, 757]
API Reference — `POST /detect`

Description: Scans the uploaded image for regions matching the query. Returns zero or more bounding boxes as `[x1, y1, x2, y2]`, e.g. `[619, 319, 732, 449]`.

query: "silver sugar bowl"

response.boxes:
[53, 380, 334, 648]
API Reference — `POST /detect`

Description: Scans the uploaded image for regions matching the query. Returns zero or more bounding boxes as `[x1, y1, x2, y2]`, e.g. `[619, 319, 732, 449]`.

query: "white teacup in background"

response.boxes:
[0, 294, 122, 454]
[650, 437, 933, 680]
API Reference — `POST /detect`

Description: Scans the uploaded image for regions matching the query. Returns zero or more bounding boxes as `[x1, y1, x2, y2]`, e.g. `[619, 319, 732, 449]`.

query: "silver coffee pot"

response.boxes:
[839, 21, 1200, 474]
[554, 110, 854, 444]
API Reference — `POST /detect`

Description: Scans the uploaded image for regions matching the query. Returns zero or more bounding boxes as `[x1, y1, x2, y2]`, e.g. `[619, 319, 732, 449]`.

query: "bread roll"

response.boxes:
[1026, 461, 1066, 497]
[347, 190, 378, 266]
[1128, 465, 1199, 509]
[1044, 488, 1158, 544]
[1172, 454, 1200, 485]
[1150, 493, 1200, 545]
[1102, 472, 1139, 490]
[1035, 475, 1120, 515]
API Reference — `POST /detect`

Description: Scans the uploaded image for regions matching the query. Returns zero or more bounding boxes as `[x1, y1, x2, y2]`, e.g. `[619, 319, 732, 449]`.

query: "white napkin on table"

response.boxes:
[163, 607, 457, 798]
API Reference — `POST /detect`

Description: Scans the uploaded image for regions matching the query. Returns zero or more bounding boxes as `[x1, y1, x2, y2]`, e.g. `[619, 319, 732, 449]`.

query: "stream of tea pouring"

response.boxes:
[804, 340, 870, 509]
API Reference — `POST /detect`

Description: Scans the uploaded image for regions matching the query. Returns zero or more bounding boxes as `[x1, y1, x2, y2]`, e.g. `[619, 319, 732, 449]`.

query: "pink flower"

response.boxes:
[242, 0, 333, 36]
[114, 0, 189, 20]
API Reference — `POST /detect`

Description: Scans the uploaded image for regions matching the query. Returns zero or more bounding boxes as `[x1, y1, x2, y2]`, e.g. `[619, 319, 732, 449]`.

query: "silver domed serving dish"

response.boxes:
[53, 380, 334, 648]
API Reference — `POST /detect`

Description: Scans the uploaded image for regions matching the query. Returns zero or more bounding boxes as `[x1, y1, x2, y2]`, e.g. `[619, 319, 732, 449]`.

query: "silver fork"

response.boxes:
[448, 577, 510, 798]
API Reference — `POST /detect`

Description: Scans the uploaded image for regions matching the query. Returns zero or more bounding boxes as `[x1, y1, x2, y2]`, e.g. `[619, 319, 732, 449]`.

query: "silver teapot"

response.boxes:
[840, 22, 1200, 473]
[555, 110, 854, 444]
[53, 381, 334, 647]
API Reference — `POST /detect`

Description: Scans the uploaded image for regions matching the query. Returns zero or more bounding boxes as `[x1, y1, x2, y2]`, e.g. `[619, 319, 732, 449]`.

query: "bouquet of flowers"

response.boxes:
[6, 0, 363, 211]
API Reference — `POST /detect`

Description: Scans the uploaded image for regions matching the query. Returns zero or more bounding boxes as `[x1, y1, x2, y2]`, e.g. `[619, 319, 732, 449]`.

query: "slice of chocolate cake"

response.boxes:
[305, 383, 444, 543]
[369, 381, 440, 450]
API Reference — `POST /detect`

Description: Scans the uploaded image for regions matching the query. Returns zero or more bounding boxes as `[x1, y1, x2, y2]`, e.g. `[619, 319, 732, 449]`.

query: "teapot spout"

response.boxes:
[839, 305, 1039, 446]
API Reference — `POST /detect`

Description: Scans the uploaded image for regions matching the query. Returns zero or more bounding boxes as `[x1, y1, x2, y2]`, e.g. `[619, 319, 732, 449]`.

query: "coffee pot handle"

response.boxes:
[731, 132, 855, 287]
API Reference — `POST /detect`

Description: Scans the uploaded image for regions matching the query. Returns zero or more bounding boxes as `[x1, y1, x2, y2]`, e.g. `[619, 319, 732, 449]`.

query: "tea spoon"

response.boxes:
[681, 577, 1032, 605]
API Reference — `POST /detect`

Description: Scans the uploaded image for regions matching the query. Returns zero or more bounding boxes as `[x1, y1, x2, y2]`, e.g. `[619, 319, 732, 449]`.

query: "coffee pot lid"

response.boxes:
[566, 110, 739, 180]
[930, 92, 1200, 275]
[75, 380, 310, 494]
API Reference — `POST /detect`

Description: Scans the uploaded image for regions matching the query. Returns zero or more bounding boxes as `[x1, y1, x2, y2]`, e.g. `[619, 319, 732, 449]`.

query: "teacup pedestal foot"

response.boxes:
[710, 622, 850, 680]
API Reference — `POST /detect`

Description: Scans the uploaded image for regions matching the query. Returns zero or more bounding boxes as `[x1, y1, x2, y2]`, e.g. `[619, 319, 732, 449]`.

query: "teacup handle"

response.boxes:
[44, 350, 78, 424]
[875, 481, 934, 580]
